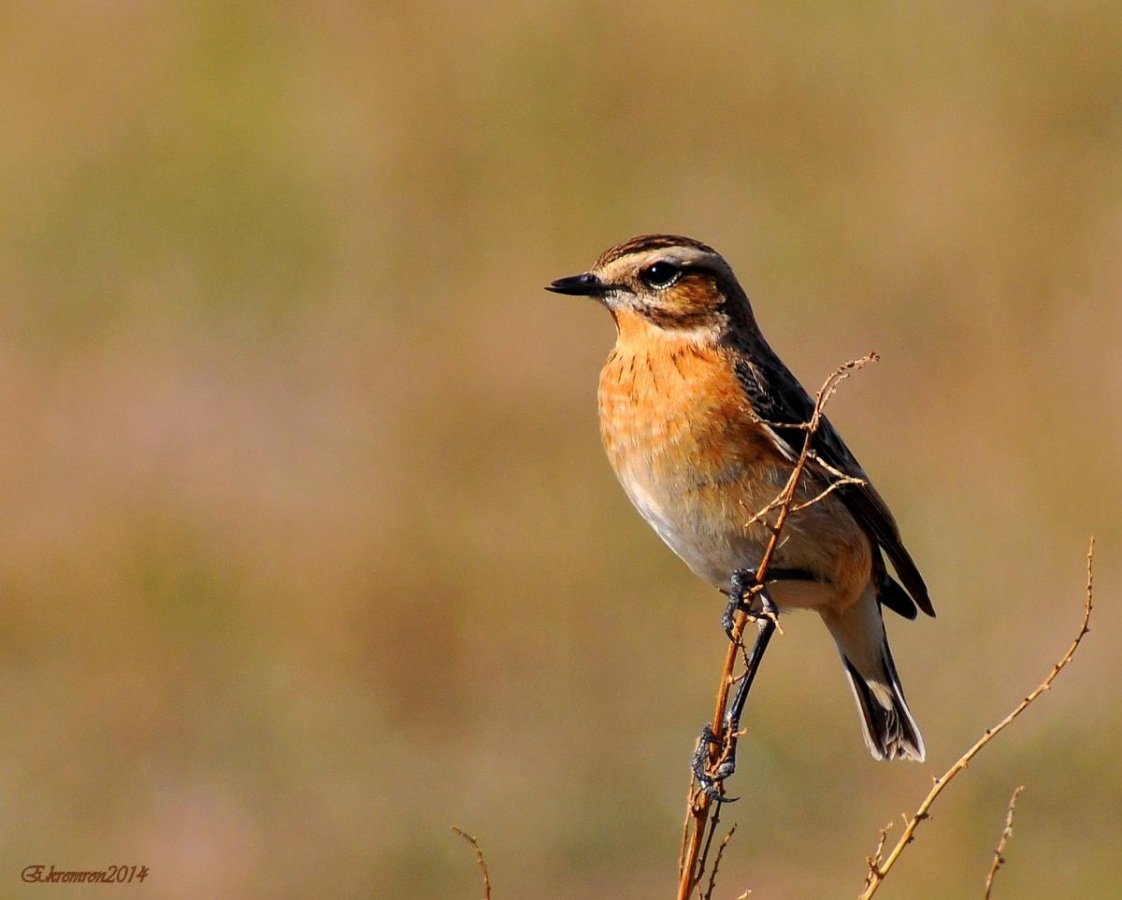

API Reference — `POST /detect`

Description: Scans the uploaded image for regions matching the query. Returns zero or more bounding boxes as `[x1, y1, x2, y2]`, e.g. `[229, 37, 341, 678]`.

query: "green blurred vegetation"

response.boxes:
[1, 2, 1120, 897]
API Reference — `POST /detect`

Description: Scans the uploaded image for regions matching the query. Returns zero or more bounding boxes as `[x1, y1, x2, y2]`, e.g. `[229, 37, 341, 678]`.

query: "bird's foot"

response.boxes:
[721, 568, 778, 640]
[691, 724, 739, 803]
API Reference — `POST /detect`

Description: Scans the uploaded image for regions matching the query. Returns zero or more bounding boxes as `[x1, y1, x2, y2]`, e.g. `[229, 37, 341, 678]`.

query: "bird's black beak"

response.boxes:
[545, 272, 605, 297]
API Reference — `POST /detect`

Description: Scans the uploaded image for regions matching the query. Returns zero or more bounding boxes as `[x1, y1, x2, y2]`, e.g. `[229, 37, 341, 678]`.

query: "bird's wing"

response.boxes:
[732, 350, 934, 619]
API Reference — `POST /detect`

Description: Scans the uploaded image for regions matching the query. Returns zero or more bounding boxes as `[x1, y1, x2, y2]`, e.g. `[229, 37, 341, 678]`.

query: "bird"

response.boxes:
[547, 234, 934, 762]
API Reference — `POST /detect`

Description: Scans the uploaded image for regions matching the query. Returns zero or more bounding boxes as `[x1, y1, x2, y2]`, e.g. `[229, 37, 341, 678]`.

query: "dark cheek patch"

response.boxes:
[641, 278, 719, 330]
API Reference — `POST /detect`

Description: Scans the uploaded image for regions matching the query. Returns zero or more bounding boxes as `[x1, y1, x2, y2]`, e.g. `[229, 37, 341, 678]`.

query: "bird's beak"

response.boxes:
[545, 272, 606, 297]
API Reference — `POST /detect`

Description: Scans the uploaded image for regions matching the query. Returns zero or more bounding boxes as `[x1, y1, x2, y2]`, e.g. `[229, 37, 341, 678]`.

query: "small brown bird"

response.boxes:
[548, 234, 933, 761]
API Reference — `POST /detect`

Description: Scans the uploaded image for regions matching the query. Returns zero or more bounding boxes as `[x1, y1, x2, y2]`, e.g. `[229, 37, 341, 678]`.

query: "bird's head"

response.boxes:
[547, 234, 756, 341]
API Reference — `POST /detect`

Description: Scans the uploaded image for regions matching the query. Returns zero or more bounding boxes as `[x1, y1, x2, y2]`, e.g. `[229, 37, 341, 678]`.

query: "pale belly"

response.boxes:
[616, 452, 872, 612]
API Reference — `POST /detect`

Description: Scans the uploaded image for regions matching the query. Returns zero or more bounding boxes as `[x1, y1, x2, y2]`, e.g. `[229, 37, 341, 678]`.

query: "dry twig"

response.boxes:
[452, 826, 493, 900]
[858, 538, 1095, 900]
[982, 785, 1024, 900]
[677, 354, 879, 900]
[865, 822, 894, 877]
[702, 822, 739, 900]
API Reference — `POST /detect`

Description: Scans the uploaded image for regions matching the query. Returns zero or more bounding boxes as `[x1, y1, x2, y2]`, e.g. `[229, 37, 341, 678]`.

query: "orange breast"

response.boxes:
[598, 337, 777, 498]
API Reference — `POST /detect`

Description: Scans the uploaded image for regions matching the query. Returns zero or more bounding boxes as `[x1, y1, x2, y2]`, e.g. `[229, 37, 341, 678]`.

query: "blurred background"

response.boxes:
[1, 2, 1119, 897]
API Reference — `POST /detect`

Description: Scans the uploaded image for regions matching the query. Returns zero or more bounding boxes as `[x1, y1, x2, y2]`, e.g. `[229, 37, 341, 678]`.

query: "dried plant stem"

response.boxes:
[983, 785, 1024, 900]
[452, 827, 493, 900]
[677, 354, 879, 900]
[859, 538, 1095, 900]
[704, 822, 739, 900]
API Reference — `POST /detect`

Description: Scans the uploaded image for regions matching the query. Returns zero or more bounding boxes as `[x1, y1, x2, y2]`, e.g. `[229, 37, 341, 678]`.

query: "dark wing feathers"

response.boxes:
[732, 351, 935, 620]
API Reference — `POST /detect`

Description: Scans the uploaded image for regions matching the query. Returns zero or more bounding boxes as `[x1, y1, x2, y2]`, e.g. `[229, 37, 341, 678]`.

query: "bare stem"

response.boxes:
[982, 785, 1025, 900]
[452, 826, 493, 900]
[858, 538, 1095, 899]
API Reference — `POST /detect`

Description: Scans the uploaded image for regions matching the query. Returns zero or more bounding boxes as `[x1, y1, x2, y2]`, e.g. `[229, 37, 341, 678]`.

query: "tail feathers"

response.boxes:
[842, 654, 925, 762]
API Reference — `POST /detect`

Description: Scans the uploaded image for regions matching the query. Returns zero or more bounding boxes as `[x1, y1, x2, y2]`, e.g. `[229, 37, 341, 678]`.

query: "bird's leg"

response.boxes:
[698, 570, 780, 800]
[725, 588, 778, 737]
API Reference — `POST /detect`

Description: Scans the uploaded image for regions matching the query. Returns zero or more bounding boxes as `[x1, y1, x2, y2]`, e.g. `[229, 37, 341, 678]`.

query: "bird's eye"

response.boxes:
[640, 261, 681, 289]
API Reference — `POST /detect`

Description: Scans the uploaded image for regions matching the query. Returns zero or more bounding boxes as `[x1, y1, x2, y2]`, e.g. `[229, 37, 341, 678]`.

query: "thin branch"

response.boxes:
[859, 537, 1095, 900]
[694, 795, 726, 898]
[791, 471, 866, 513]
[865, 821, 893, 877]
[677, 354, 879, 900]
[452, 827, 493, 900]
[983, 785, 1025, 900]
[702, 822, 739, 900]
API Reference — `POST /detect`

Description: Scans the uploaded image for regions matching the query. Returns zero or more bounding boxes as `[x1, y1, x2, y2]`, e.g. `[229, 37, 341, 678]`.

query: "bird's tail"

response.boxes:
[823, 589, 925, 762]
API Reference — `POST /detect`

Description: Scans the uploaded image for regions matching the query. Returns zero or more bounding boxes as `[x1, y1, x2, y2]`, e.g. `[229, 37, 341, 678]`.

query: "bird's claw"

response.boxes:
[721, 568, 771, 640]
[691, 724, 739, 803]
